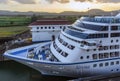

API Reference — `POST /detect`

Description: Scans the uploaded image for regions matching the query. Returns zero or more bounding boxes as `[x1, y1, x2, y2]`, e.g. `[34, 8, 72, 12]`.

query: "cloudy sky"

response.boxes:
[0, 0, 120, 13]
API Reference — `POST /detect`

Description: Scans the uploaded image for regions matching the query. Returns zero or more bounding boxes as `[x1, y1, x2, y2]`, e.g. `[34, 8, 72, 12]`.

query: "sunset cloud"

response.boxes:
[75, 0, 93, 2]
[0, 0, 8, 3]
[96, 0, 120, 3]
[0, 0, 38, 4]
[0, 0, 120, 4]
[0, 0, 120, 13]
[12, 0, 36, 4]
[45, 0, 69, 4]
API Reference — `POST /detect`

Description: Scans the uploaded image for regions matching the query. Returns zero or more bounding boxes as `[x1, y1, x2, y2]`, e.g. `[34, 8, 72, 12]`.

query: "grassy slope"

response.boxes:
[0, 16, 31, 26]
[0, 26, 29, 37]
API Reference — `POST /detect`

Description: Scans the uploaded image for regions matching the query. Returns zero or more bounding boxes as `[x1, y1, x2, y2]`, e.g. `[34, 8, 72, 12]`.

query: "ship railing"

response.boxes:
[81, 17, 120, 23]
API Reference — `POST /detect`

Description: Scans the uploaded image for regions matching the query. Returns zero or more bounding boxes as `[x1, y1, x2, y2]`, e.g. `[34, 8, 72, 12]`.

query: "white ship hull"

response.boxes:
[4, 43, 120, 78]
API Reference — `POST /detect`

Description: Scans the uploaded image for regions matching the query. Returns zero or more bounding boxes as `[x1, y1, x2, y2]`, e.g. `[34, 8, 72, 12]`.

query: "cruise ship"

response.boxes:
[4, 13, 120, 78]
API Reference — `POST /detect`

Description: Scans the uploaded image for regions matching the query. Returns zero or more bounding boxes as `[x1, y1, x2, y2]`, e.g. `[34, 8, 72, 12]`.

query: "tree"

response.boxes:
[31, 14, 37, 23]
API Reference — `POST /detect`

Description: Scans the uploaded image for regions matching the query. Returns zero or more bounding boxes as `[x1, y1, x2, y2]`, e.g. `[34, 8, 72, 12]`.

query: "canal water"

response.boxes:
[0, 61, 71, 81]
[1, 61, 120, 81]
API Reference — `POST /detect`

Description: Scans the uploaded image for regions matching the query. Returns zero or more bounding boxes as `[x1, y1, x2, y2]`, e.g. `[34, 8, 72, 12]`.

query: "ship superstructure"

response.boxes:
[4, 13, 120, 78]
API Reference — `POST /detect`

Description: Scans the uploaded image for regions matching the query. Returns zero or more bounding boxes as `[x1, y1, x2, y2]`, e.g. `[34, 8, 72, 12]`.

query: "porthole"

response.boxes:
[100, 41, 102, 43]
[86, 56, 89, 59]
[45, 27, 47, 29]
[117, 69, 119, 71]
[49, 27, 51, 29]
[60, 26, 62, 29]
[52, 27, 55, 29]
[80, 56, 83, 59]
[37, 27, 39, 29]
[111, 40, 113, 43]
[41, 27, 43, 29]
[116, 39, 119, 42]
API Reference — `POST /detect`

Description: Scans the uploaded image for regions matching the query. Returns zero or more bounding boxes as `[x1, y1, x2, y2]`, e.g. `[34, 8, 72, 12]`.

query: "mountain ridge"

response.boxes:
[0, 9, 119, 16]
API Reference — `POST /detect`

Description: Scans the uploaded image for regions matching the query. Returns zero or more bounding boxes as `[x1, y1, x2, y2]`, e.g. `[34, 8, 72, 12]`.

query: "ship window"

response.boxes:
[99, 63, 103, 67]
[80, 56, 83, 59]
[105, 62, 109, 66]
[115, 52, 119, 57]
[116, 39, 119, 42]
[110, 45, 114, 49]
[93, 64, 97, 67]
[37, 27, 39, 29]
[110, 52, 115, 57]
[104, 53, 109, 58]
[115, 45, 119, 49]
[104, 46, 109, 50]
[52, 27, 55, 29]
[93, 54, 97, 60]
[59, 38, 63, 43]
[93, 49, 96, 51]
[53, 42, 58, 49]
[67, 45, 75, 50]
[111, 33, 120, 37]
[87, 49, 89, 52]
[111, 26, 118, 30]
[98, 46, 104, 51]
[49, 27, 51, 29]
[65, 28, 108, 39]
[87, 56, 90, 59]
[102, 26, 108, 31]
[45, 27, 47, 29]
[100, 41, 102, 43]
[70, 45, 75, 50]
[111, 40, 113, 43]
[88, 33, 108, 39]
[110, 45, 119, 49]
[116, 61, 119, 64]
[41, 27, 43, 29]
[61, 52, 68, 57]
[117, 69, 119, 71]
[111, 62, 114, 65]
[60, 26, 62, 29]
[57, 48, 62, 53]
[75, 23, 108, 31]
[99, 53, 104, 59]
[63, 42, 68, 46]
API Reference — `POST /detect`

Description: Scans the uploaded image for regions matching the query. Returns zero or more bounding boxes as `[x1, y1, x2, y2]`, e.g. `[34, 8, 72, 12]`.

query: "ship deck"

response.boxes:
[4, 42, 59, 63]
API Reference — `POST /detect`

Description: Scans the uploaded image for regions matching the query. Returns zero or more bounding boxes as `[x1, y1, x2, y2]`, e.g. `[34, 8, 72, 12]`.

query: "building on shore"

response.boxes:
[29, 18, 72, 42]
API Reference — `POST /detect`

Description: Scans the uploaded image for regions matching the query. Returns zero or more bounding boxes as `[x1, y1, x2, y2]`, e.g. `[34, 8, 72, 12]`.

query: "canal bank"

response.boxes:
[0, 30, 32, 61]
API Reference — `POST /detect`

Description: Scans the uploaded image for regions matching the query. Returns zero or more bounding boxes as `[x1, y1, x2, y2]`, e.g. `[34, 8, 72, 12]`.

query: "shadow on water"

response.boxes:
[0, 61, 73, 81]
